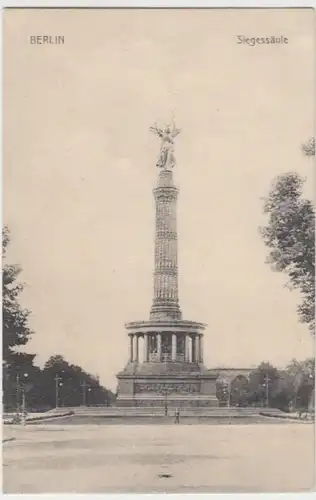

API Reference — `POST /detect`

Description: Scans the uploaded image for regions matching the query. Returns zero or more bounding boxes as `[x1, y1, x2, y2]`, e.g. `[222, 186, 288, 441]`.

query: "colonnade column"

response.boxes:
[191, 335, 196, 363]
[171, 334, 177, 361]
[129, 331, 203, 364]
[194, 335, 200, 363]
[135, 336, 139, 363]
[129, 335, 134, 362]
[143, 333, 148, 362]
[157, 333, 162, 361]
[184, 335, 189, 362]
[199, 335, 204, 363]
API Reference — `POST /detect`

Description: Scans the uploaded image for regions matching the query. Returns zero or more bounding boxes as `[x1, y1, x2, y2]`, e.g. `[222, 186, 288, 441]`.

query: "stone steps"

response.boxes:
[47, 406, 284, 418]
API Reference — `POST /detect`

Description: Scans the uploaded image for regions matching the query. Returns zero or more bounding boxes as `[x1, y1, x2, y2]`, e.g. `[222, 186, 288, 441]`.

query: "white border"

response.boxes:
[0, 0, 315, 6]
[1, 2, 315, 500]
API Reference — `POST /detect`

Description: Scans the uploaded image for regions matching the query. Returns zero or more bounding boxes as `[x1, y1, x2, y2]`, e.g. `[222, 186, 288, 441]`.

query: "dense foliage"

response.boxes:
[5, 354, 116, 412]
[3, 226, 33, 367]
[216, 360, 314, 412]
[2, 227, 36, 409]
[261, 173, 315, 333]
[301, 137, 315, 157]
[260, 137, 315, 334]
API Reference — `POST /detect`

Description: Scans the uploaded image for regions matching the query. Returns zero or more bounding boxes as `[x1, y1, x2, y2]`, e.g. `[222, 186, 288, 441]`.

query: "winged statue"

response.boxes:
[150, 122, 181, 169]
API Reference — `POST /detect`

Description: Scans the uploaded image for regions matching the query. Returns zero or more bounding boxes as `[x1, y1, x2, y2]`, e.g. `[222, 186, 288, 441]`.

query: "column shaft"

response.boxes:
[157, 333, 162, 361]
[200, 335, 204, 363]
[150, 169, 182, 321]
[172, 334, 177, 361]
[129, 335, 134, 362]
[194, 335, 200, 363]
[143, 334, 148, 362]
[184, 335, 189, 362]
[191, 335, 196, 363]
[135, 336, 139, 363]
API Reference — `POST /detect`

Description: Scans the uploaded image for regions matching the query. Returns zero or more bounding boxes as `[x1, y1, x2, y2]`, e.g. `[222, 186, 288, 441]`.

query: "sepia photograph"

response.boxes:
[2, 7, 315, 494]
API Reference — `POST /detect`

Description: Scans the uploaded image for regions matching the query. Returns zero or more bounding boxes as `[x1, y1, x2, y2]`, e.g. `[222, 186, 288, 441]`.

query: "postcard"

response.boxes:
[2, 7, 315, 493]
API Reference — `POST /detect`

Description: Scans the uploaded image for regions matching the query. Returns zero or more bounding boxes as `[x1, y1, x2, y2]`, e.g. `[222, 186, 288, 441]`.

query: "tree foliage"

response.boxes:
[301, 137, 315, 157]
[246, 362, 280, 407]
[4, 353, 116, 411]
[2, 227, 37, 409]
[38, 355, 115, 409]
[261, 173, 315, 333]
[286, 358, 315, 410]
[216, 378, 229, 406]
[247, 360, 314, 411]
[216, 359, 314, 412]
[230, 375, 249, 406]
[2, 226, 33, 364]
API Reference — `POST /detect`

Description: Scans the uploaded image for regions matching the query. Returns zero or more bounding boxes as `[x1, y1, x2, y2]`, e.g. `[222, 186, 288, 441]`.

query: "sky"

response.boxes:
[3, 8, 315, 389]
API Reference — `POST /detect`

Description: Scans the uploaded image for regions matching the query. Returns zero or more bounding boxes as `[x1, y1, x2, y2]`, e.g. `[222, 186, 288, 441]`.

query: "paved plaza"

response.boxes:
[3, 421, 315, 493]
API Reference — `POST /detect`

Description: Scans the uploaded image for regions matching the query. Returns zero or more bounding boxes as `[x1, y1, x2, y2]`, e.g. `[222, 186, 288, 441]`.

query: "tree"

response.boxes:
[3, 352, 39, 411]
[247, 362, 280, 407]
[301, 137, 315, 157]
[230, 375, 249, 407]
[44, 354, 69, 371]
[270, 370, 295, 412]
[216, 378, 229, 406]
[39, 355, 115, 409]
[261, 173, 315, 334]
[286, 358, 315, 411]
[3, 226, 33, 364]
[2, 227, 36, 410]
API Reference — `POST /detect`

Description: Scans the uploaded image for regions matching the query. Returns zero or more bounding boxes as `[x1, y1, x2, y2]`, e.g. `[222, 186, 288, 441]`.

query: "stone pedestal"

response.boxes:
[117, 320, 218, 408]
[116, 366, 218, 408]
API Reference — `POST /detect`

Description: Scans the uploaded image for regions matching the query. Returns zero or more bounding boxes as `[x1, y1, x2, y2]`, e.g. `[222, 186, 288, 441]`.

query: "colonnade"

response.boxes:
[129, 333, 204, 364]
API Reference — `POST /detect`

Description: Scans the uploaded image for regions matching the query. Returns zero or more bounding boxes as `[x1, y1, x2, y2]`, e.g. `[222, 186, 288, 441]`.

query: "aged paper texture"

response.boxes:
[2, 7, 315, 494]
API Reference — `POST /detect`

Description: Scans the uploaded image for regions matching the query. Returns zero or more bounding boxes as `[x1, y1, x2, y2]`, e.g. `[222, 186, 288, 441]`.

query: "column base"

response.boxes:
[150, 303, 182, 321]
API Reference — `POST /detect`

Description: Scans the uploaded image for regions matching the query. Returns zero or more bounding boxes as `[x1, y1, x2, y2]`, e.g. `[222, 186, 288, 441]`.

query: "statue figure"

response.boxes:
[150, 122, 181, 169]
